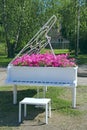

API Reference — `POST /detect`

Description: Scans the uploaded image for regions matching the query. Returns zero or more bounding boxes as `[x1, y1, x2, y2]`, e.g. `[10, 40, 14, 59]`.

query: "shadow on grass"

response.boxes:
[0, 88, 44, 127]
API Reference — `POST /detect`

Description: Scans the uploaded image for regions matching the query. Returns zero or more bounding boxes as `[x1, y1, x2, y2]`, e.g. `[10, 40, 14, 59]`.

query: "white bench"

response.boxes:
[19, 97, 51, 124]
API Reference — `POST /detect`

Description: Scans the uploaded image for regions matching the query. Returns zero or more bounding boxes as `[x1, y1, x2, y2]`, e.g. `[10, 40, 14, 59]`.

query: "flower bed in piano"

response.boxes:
[12, 53, 76, 67]
[6, 53, 78, 86]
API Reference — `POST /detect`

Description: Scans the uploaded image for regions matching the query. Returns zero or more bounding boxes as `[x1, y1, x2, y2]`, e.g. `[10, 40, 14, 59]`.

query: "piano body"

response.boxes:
[6, 15, 78, 108]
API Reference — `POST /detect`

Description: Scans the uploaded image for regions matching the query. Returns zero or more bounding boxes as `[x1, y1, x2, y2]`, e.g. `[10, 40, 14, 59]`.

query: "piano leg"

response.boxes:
[72, 87, 76, 108]
[43, 86, 48, 98]
[13, 85, 17, 104]
[37, 86, 39, 98]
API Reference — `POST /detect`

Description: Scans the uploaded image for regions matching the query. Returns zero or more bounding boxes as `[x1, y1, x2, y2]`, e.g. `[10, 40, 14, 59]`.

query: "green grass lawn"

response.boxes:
[0, 43, 12, 67]
[0, 85, 87, 129]
[0, 56, 12, 67]
[41, 48, 69, 54]
[77, 54, 87, 65]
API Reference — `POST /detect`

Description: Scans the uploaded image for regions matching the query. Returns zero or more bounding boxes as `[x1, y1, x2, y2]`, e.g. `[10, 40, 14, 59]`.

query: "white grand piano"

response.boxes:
[6, 15, 78, 108]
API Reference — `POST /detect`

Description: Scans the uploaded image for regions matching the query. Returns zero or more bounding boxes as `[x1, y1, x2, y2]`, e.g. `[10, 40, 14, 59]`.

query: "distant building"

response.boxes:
[47, 29, 70, 49]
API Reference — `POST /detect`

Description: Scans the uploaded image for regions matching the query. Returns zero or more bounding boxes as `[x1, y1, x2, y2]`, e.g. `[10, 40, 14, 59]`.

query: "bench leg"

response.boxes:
[48, 101, 51, 118]
[19, 103, 21, 123]
[45, 104, 48, 124]
[24, 104, 27, 117]
[13, 85, 17, 104]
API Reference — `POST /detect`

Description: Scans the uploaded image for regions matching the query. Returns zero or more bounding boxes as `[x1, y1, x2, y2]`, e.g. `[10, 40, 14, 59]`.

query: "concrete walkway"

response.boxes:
[0, 66, 87, 86]
[0, 67, 7, 86]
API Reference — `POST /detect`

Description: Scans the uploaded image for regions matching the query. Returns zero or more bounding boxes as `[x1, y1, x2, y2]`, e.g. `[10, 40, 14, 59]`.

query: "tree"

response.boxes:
[1, 0, 61, 57]
[1, 0, 87, 58]
[58, 0, 87, 54]
[79, 2, 87, 53]
[1, 0, 44, 57]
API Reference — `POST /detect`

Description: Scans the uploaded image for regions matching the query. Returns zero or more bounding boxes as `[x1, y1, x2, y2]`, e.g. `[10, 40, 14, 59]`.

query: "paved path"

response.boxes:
[77, 65, 87, 86]
[78, 64, 87, 77]
[0, 66, 87, 86]
[0, 67, 7, 86]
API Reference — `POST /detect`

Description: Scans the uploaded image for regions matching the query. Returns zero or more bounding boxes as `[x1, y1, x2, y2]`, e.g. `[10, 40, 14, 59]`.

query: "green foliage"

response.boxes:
[79, 4, 87, 53]
[0, 43, 6, 55]
[56, 0, 87, 54]
[0, 0, 87, 58]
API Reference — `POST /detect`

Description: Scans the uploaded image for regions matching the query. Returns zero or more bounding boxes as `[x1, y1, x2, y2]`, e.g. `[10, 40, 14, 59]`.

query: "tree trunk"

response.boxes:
[7, 41, 15, 58]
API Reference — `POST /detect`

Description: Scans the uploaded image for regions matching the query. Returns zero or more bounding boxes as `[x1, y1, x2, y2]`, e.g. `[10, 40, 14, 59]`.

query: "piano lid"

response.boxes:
[9, 15, 57, 65]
